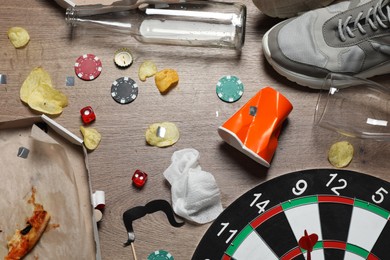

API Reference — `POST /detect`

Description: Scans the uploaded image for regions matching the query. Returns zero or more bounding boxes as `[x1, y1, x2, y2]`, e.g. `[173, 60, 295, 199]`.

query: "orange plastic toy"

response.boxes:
[218, 87, 293, 167]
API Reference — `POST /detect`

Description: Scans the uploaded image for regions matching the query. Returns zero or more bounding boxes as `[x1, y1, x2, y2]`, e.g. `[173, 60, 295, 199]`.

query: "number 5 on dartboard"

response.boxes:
[372, 187, 388, 204]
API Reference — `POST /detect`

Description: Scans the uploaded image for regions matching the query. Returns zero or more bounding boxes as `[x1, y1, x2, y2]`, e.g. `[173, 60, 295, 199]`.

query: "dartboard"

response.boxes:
[192, 169, 390, 260]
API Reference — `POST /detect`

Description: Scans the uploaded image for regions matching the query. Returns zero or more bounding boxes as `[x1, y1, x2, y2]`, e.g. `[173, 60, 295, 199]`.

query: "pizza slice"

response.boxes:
[5, 192, 50, 260]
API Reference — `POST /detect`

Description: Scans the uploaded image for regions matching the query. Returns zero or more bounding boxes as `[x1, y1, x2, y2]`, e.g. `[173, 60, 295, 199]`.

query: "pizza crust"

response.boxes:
[5, 189, 51, 260]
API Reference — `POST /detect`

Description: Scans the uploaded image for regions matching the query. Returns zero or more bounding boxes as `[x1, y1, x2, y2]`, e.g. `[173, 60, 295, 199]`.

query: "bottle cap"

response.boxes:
[114, 48, 133, 68]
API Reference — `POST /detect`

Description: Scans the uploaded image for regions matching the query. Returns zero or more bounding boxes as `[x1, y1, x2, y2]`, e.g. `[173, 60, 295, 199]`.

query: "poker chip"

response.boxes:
[74, 54, 102, 81]
[216, 75, 244, 103]
[111, 77, 138, 104]
[147, 250, 174, 260]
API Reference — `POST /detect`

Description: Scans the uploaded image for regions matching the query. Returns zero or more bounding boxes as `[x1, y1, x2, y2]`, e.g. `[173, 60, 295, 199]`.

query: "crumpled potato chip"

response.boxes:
[20, 67, 53, 103]
[154, 69, 179, 93]
[145, 122, 180, 147]
[20, 67, 68, 116]
[328, 141, 354, 168]
[80, 126, 102, 151]
[7, 27, 30, 48]
[28, 84, 68, 115]
[138, 60, 157, 81]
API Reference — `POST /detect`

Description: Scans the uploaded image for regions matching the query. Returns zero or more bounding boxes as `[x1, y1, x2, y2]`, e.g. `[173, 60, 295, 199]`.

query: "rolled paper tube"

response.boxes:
[92, 190, 105, 210]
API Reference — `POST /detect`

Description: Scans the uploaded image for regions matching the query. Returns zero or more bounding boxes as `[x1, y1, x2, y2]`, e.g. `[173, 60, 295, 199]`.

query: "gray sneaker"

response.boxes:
[253, 0, 335, 18]
[262, 0, 390, 89]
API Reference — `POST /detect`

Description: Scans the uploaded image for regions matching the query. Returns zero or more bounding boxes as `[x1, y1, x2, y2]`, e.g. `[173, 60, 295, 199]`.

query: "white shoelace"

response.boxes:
[338, 0, 390, 41]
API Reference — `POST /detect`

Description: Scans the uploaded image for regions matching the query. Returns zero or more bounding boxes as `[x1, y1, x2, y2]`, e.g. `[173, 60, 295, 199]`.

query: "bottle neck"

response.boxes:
[65, 7, 138, 34]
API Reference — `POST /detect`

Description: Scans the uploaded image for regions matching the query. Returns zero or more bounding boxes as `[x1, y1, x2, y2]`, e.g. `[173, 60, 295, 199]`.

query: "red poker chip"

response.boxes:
[74, 54, 102, 81]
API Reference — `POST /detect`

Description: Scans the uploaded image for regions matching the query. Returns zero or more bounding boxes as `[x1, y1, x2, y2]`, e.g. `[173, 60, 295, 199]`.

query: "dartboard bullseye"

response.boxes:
[192, 169, 390, 260]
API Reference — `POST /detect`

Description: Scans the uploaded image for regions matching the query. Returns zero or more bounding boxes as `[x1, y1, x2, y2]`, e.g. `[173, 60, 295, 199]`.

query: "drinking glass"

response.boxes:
[314, 73, 390, 141]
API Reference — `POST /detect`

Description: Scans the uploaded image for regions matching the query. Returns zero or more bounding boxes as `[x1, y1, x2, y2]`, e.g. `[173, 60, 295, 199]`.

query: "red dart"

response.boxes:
[298, 230, 318, 260]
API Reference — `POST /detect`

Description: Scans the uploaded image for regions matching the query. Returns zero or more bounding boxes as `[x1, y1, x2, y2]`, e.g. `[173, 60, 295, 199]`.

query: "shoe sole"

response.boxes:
[262, 27, 390, 89]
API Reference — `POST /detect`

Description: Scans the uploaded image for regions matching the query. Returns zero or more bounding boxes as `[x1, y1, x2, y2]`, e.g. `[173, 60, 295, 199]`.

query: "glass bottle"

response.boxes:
[65, 1, 246, 50]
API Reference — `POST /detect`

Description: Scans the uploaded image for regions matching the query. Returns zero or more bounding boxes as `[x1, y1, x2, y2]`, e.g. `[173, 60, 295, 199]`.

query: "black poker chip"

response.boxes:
[111, 77, 138, 104]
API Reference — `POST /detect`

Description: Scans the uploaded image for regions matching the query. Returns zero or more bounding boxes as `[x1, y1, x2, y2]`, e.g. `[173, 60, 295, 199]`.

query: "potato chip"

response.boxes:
[7, 27, 30, 48]
[328, 141, 354, 168]
[27, 83, 68, 115]
[80, 126, 102, 151]
[20, 67, 68, 116]
[138, 60, 157, 81]
[154, 69, 179, 93]
[145, 122, 180, 147]
[20, 67, 53, 104]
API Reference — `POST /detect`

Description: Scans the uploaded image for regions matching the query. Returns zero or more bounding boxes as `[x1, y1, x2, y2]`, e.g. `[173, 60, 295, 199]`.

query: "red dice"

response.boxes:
[132, 169, 148, 188]
[80, 106, 96, 124]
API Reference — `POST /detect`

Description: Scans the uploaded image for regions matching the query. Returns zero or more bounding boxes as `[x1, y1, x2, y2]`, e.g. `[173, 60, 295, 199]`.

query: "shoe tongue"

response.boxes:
[352, 0, 390, 8]
[348, 0, 372, 8]
[346, 0, 390, 32]
[376, 0, 390, 19]
[382, 0, 390, 7]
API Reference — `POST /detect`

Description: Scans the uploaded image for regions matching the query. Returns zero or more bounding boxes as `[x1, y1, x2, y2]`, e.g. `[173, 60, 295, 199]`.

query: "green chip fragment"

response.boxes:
[147, 250, 174, 260]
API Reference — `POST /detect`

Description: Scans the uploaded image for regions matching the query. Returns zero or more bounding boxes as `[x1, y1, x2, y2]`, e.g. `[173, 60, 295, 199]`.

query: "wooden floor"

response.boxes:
[1, 0, 390, 259]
